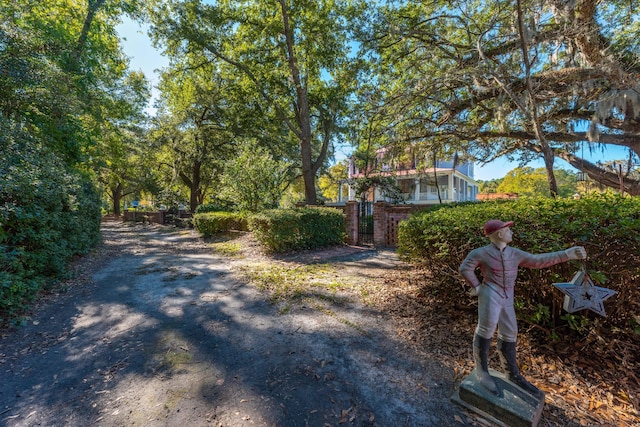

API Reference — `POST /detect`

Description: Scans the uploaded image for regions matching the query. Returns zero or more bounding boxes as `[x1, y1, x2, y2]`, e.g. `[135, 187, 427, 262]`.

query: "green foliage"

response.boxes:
[155, 189, 187, 212]
[195, 200, 237, 214]
[1, 1, 148, 167]
[496, 167, 578, 198]
[0, 141, 101, 322]
[561, 313, 591, 334]
[1, 1, 149, 218]
[149, 0, 363, 204]
[0, 0, 145, 324]
[152, 62, 237, 212]
[631, 315, 640, 335]
[94, 120, 157, 216]
[347, 176, 405, 204]
[220, 140, 293, 212]
[248, 207, 346, 253]
[193, 212, 249, 237]
[398, 194, 640, 334]
[477, 178, 503, 193]
[318, 161, 348, 202]
[529, 303, 551, 327]
[359, 1, 640, 195]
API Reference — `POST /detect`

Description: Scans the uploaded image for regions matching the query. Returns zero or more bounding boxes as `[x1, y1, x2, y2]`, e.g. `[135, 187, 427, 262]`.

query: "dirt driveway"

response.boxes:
[0, 222, 468, 427]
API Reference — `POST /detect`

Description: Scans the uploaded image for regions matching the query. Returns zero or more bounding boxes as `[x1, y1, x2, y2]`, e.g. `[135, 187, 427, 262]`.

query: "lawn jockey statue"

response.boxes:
[458, 220, 586, 396]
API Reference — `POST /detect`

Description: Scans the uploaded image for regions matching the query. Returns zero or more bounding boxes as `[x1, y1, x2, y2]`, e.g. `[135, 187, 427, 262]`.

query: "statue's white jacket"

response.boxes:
[459, 243, 570, 291]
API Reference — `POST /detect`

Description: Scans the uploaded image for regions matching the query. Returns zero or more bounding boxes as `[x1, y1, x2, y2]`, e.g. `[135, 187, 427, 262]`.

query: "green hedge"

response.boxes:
[1, 143, 101, 323]
[193, 211, 249, 237]
[248, 207, 346, 253]
[398, 194, 640, 333]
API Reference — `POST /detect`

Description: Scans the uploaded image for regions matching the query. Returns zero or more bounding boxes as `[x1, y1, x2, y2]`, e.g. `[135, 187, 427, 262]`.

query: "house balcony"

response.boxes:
[340, 168, 479, 205]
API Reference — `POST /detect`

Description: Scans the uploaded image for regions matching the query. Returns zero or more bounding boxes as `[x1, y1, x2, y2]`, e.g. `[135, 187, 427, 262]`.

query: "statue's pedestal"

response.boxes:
[451, 369, 545, 427]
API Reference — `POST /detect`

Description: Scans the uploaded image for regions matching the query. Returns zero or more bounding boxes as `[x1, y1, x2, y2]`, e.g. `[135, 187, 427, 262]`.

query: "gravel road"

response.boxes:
[0, 222, 468, 427]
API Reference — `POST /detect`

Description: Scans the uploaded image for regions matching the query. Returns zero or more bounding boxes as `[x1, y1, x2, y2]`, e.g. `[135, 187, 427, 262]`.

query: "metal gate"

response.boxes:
[358, 201, 374, 245]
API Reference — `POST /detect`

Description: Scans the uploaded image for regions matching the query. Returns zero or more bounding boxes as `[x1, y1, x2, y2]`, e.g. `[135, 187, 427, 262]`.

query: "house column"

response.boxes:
[414, 178, 420, 201]
[448, 173, 454, 201]
[348, 185, 356, 201]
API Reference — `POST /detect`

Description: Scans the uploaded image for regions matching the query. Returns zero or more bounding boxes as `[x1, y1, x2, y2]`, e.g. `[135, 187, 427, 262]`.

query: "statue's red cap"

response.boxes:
[483, 219, 514, 236]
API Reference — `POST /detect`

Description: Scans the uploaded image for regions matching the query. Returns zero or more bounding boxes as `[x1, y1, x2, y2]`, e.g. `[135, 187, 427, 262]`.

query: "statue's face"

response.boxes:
[499, 227, 513, 244]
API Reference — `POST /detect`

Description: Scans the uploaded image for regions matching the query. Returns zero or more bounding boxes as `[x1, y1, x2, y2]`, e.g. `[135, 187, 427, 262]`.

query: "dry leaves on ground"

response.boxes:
[368, 267, 639, 427]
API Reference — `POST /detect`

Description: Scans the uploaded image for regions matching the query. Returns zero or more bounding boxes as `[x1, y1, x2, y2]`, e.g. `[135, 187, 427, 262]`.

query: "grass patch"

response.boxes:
[239, 263, 349, 303]
[239, 263, 367, 334]
[210, 241, 243, 257]
[163, 349, 192, 366]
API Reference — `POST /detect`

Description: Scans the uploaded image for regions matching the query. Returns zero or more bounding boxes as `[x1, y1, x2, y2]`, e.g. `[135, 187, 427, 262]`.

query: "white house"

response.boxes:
[339, 148, 479, 205]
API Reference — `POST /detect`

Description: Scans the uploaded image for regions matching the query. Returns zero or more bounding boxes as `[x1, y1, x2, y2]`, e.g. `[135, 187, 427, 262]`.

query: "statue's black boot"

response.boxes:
[497, 339, 541, 396]
[473, 334, 498, 395]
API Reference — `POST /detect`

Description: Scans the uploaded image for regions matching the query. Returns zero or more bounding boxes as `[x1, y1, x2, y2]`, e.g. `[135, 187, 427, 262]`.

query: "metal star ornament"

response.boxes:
[553, 269, 617, 317]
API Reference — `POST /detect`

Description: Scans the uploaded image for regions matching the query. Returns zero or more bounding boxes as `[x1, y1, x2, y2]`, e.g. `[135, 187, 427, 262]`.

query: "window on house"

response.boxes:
[399, 179, 414, 194]
[419, 177, 436, 188]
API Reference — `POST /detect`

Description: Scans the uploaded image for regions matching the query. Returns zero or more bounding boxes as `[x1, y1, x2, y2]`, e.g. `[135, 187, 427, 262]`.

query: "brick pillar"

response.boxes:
[386, 206, 412, 247]
[373, 201, 387, 247]
[344, 201, 358, 245]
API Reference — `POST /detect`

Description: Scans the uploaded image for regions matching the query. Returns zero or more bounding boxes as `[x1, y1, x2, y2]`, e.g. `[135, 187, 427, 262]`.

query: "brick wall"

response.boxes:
[123, 210, 166, 224]
[476, 193, 518, 200]
[373, 202, 387, 246]
[342, 201, 428, 247]
[373, 202, 414, 247]
[385, 205, 414, 246]
[344, 201, 358, 245]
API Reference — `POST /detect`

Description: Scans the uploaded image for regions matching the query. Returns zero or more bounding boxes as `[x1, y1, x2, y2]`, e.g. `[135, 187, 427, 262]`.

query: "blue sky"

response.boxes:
[117, 19, 168, 115]
[116, 18, 629, 181]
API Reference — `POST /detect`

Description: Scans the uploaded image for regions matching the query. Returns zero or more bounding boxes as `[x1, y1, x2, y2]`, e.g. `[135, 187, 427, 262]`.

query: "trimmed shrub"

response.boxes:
[248, 207, 346, 253]
[193, 211, 249, 237]
[398, 194, 640, 333]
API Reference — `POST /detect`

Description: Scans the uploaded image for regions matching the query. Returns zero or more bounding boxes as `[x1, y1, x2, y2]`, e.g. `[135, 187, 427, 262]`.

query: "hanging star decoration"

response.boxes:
[553, 263, 617, 317]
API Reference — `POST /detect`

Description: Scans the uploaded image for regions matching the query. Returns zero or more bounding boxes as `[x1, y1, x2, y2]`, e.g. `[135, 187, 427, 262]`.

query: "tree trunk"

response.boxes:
[516, 0, 559, 198]
[279, 0, 317, 205]
[433, 153, 442, 204]
[70, 0, 106, 70]
[557, 151, 640, 195]
[301, 137, 317, 205]
[542, 147, 559, 197]
[111, 182, 123, 216]
[192, 2, 322, 206]
[181, 160, 201, 213]
[198, 191, 206, 206]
